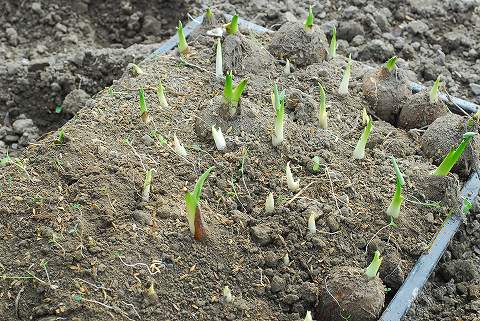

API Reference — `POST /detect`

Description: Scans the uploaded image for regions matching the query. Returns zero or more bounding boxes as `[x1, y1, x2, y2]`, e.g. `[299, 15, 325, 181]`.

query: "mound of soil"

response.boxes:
[0, 17, 473, 321]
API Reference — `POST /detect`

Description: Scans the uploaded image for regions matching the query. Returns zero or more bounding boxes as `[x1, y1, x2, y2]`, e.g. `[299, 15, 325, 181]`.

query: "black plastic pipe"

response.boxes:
[145, 14, 480, 321]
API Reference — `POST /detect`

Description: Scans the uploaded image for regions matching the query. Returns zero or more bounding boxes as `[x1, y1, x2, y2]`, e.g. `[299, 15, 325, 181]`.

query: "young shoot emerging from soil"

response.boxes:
[353, 116, 373, 159]
[308, 212, 316, 234]
[284, 59, 291, 75]
[362, 107, 369, 126]
[212, 125, 226, 151]
[272, 83, 286, 146]
[386, 156, 405, 224]
[265, 192, 274, 214]
[54, 129, 65, 145]
[328, 26, 337, 60]
[177, 21, 189, 55]
[216, 38, 223, 80]
[318, 83, 328, 129]
[430, 76, 441, 104]
[311, 156, 322, 173]
[223, 71, 248, 118]
[225, 15, 239, 35]
[130, 63, 144, 76]
[142, 169, 154, 202]
[185, 166, 214, 240]
[384, 56, 398, 72]
[157, 81, 168, 108]
[304, 6, 314, 32]
[173, 134, 187, 157]
[286, 162, 300, 192]
[338, 54, 352, 96]
[204, 7, 216, 25]
[304, 311, 313, 321]
[432, 132, 476, 176]
[223, 286, 233, 303]
[138, 87, 150, 123]
[365, 250, 383, 279]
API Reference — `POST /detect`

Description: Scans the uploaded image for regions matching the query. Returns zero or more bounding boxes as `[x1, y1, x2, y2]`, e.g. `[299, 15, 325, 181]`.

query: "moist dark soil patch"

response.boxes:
[1, 18, 472, 320]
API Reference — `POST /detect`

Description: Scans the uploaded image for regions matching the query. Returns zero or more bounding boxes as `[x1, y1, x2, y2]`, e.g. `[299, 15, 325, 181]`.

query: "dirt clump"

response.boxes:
[317, 266, 385, 321]
[269, 21, 328, 67]
[223, 34, 274, 75]
[421, 113, 480, 177]
[362, 65, 412, 125]
[61, 89, 91, 115]
[398, 91, 449, 130]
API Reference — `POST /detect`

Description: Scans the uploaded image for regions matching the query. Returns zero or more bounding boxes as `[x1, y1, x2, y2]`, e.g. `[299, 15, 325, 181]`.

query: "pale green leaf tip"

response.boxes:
[385, 56, 398, 72]
[365, 250, 382, 279]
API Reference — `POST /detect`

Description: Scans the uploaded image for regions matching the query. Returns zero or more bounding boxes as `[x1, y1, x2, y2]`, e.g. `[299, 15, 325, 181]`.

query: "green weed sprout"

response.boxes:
[365, 250, 383, 279]
[328, 26, 337, 59]
[386, 156, 405, 222]
[173, 134, 187, 157]
[318, 83, 328, 129]
[286, 162, 300, 192]
[138, 87, 150, 123]
[272, 83, 286, 146]
[142, 169, 154, 202]
[265, 192, 274, 214]
[432, 132, 476, 176]
[312, 156, 322, 173]
[157, 81, 168, 108]
[212, 125, 226, 150]
[384, 56, 398, 72]
[338, 54, 352, 96]
[430, 76, 441, 104]
[223, 71, 248, 117]
[185, 166, 214, 240]
[304, 6, 314, 31]
[177, 21, 189, 54]
[225, 15, 239, 35]
[205, 7, 215, 25]
[55, 129, 65, 145]
[353, 116, 373, 159]
[304, 311, 313, 321]
[216, 38, 223, 79]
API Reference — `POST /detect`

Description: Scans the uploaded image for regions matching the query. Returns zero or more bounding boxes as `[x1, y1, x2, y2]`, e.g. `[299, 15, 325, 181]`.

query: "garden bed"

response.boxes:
[0, 11, 479, 321]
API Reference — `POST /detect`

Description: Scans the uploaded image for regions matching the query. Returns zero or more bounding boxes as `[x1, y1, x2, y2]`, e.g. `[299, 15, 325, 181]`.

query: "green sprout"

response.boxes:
[177, 21, 189, 54]
[205, 7, 215, 25]
[223, 71, 247, 117]
[338, 54, 352, 96]
[185, 166, 214, 240]
[467, 110, 480, 127]
[386, 156, 405, 222]
[312, 156, 322, 173]
[139, 87, 150, 123]
[225, 15, 239, 35]
[272, 83, 286, 146]
[328, 26, 337, 59]
[55, 129, 65, 145]
[432, 132, 476, 176]
[304, 6, 314, 31]
[142, 169, 154, 202]
[157, 81, 168, 108]
[365, 250, 383, 279]
[108, 87, 114, 96]
[55, 105, 63, 113]
[463, 198, 473, 215]
[318, 83, 328, 129]
[430, 76, 441, 104]
[353, 116, 373, 159]
[384, 56, 398, 72]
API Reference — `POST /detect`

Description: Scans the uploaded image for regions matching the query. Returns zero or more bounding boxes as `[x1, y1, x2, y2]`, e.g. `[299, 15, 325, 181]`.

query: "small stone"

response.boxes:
[28, 58, 50, 72]
[407, 20, 429, 34]
[12, 119, 34, 134]
[425, 212, 435, 223]
[337, 21, 365, 41]
[62, 89, 90, 115]
[470, 83, 480, 96]
[133, 210, 152, 225]
[141, 134, 155, 146]
[31, 2, 44, 15]
[4, 135, 19, 143]
[55, 23, 68, 33]
[270, 276, 286, 293]
[142, 15, 162, 35]
[264, 251, 278, 267]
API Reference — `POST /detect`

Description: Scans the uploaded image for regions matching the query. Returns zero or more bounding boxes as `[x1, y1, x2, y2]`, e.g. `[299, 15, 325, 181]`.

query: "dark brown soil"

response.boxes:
[0, 18, 472, 321]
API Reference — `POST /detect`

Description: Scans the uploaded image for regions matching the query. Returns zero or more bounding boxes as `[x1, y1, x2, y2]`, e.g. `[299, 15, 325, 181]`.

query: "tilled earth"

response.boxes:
[1, 0, 480, 320]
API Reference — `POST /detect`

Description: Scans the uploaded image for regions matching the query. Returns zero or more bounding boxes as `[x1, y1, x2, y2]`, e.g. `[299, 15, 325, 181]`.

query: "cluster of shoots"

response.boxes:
[265, 192, 274, 214]
[384, 56, 398, 73]
[365, 250, 383, 279]
[223, 71, 248, 117]
[157, 82, 168, 108]
[338, 54, 352, 96]
[386, 156, 405, 224]
[286, 162, 300, 192]
[304, 6, 314, 32]
[185, 166, 214, 240]
[328, 26, 337, 60]
[216, 38, 223, 79]
[212, 126, 226, 151]
[142, 169, 154, 202]
[177, 21, 189, 55]
[353, 115, 373, 159]
[430, 76, 441, 104]
[139, 87, 150, 123]
[308, 212, 316, 234]
[225, 15, 239, 35]
[432, 132, 476, 176]
[318, 83, 328, 129]
[173, 134, 187, 157]
[272, 83, 286, 146]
